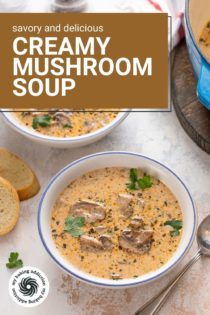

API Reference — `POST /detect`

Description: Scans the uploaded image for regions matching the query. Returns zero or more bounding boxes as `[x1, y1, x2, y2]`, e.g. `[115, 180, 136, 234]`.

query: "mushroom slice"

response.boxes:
[71, 200, 106, 223]
[99, 235, 113, 250]
[84, 120, 96, 132]
[62, 109, 73, 114]
[138, 198, 145, 210]
[119, 229, 154, 254]
[31, 111, 43, 117]
[93, 225, 108, 234]
[80, 235, 104, 252]
[110, 272, 122, 280]
[80, 234, 113, 252]
[129, 216, 144, 230]
[117, 194, 134, 218]
[21, 111, 32, 117]
[52, 112, 72, 127]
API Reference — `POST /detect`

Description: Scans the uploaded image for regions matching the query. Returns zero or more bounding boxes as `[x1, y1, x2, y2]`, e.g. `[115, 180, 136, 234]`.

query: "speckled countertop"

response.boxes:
[0, 109, 210, 315]
[0, 0, 210, 314]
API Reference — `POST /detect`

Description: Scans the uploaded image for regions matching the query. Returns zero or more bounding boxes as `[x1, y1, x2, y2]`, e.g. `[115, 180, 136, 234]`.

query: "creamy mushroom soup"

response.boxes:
[15, 110, 118, 138]
[51, 168, 183, 280]
[199, 20, 210, 61]
[189, 0, 210, 61]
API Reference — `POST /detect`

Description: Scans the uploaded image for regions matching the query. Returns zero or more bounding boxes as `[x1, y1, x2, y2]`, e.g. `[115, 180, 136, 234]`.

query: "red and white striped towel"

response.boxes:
[116, 0, 185, 49]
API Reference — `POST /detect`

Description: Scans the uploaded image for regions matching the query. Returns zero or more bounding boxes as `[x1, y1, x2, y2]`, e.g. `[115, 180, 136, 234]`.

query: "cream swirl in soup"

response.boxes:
[51, 168, 183, 280]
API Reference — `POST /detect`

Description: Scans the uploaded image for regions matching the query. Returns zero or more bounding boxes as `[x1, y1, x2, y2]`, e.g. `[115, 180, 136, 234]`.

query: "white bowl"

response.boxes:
[38, 151, 196, 288]
[0, 111, 130, 148]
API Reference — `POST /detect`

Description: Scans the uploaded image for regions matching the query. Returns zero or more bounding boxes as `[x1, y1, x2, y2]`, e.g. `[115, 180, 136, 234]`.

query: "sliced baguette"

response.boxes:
[0, 176, 20, 236]
[0, 148, 40, 201]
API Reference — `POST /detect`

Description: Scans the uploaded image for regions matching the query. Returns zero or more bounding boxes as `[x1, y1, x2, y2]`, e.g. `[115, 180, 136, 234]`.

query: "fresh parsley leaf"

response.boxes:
[170, 229, 180, 237]
[127, 169, 153, 191]
[164, 220, 183, 237]
[32, 115, 51, 129]
[63, 124, 72, 129]
[130, 168, 138, 183]
[138, 175, 153, 190]
[6, 252, 23, 269]
[66, 216, 85, 228]
[126, 182, 137, 190]
[126, 168, 138, 190]
[164, 220, 183, 230]
[64, 216, 85, 238]
[70, 229, 84, 237]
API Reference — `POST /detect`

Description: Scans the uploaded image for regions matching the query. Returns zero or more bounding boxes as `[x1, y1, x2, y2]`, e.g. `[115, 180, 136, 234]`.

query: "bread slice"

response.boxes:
[0, 148, 40, 201]
[0, 176, 20, 236]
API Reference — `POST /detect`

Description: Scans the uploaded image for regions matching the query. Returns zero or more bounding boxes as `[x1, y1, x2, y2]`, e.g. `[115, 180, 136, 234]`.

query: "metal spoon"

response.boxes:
[134, 215, 210, 315]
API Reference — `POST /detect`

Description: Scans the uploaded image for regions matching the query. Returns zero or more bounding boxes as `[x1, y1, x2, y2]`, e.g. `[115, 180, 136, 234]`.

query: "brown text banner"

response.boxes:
[0, 13, 168, 109]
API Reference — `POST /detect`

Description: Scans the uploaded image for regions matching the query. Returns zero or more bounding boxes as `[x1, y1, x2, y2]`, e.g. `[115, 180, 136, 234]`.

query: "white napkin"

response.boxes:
[117, 0, 185, 49]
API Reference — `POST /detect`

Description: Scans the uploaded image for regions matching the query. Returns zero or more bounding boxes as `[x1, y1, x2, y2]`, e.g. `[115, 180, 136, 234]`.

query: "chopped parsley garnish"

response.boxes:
[6, 252, 23, 269]
[170, 229, 180, 237]
[130, 168, 138, 183]
[127, 168, 153, 191]
[164, 220, 183, 237]
[32, 115, 51, 129]
[64, 216, 85, 237]
[127, 168, 138, 190]
[138, 175, 153, 190]
[63, 124, 72, 129]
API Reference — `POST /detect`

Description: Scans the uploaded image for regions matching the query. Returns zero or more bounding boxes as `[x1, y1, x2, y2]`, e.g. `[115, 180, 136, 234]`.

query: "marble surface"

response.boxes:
[0, 110, 210, 315]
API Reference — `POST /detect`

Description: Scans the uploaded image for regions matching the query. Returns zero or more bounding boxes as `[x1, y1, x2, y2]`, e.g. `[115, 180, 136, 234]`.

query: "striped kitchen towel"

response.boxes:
[117, 0, 185, 49]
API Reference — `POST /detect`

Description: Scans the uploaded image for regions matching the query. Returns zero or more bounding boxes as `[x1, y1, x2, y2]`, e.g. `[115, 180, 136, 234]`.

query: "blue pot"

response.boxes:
[184, 0, 210, 109]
